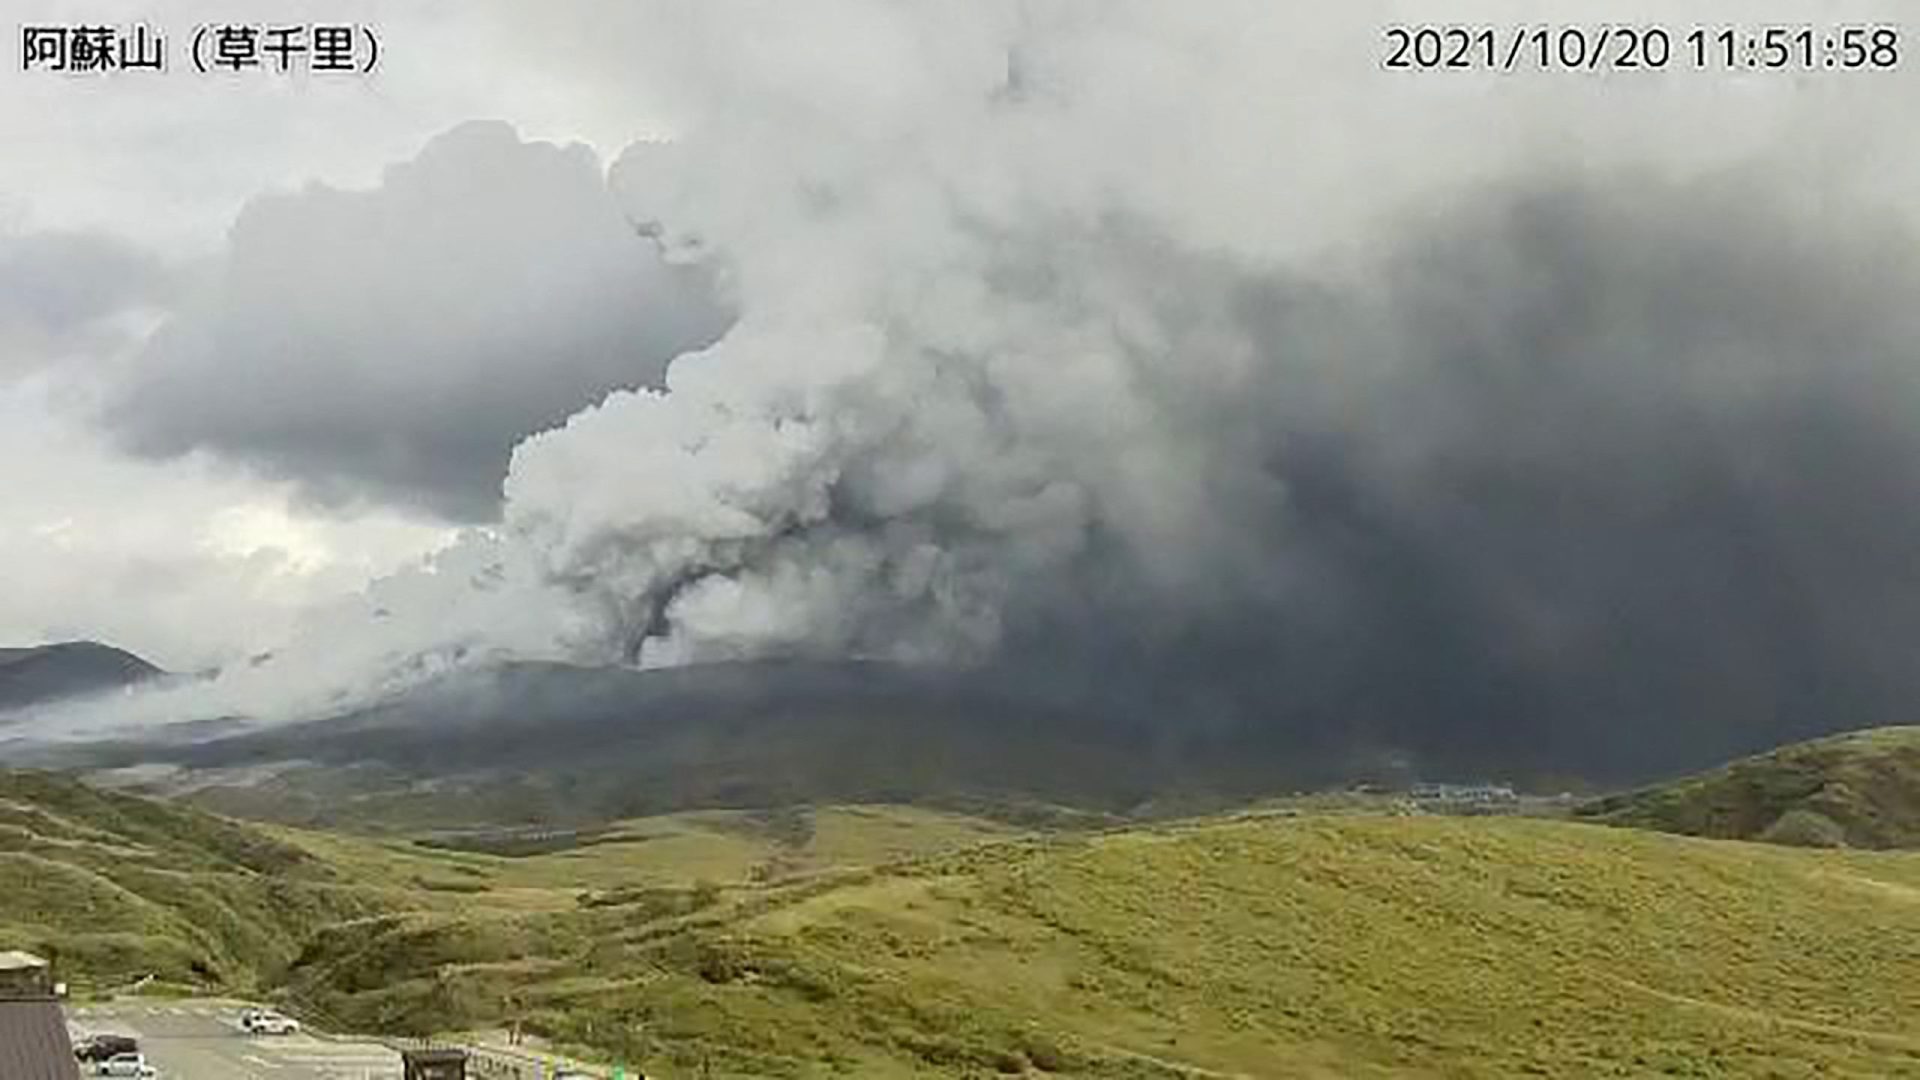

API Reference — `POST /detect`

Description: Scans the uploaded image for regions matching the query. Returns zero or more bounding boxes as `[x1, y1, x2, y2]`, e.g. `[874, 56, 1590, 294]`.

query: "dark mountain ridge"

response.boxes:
[11, 646, 1915, 831]
[0, 641, 163, 712]
[72, 659, 1250, 820]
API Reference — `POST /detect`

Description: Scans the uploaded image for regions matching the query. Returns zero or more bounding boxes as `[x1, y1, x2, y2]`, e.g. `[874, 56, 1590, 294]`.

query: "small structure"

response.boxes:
[0, 951, 79, 1080]
[1409, 782, 1520, 812]
[404, 1045, 471, 1080]
[0, 950, 57, 997]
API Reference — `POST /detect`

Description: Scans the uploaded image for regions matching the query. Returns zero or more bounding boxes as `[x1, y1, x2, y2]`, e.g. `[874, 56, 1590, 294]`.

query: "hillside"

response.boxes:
[0, 769, 395, 991]
[0, 642, 162, 712]
[66, 661, 1210, 827]
[277, 813, 1920, 1079]
[0, 769, 1026, 996]
[1576, 726, 1920, 849]
[36, 660, 1919, 833]
[6, 769, 1920, 1077]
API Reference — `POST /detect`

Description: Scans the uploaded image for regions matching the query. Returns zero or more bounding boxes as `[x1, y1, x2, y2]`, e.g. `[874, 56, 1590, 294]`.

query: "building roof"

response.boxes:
[0, 950, 49, 970]
[0, 999, 80, 1080]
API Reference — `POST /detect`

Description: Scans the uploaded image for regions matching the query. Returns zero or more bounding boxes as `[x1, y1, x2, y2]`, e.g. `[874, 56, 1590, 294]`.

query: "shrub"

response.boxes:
[1759, 809, 1847, 848]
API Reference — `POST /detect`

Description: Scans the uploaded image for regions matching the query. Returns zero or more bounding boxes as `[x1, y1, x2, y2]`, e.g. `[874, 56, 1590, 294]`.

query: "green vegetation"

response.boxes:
[267, 812, 1920, 1078]
[1577, 726, 1920, 849]
[7, 767, 1920, 1076]
[0, 773, 1021, 997]
[0, 769, 394, 992]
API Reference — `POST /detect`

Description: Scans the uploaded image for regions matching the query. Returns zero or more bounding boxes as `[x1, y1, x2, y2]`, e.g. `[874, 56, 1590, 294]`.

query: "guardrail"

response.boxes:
[386, 1035, 612, 1079]
[467, 1046, 598, 1078]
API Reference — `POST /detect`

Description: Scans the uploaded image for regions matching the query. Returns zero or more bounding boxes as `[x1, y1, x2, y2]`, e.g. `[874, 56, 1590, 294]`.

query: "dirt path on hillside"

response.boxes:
[1601, 974, 1920, 1055]
[1813, 868, 1920, 905]
[1078, 1040, 1260, 1079]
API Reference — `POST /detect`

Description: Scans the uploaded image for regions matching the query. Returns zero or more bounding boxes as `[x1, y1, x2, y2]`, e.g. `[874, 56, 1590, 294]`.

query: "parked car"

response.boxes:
[91, 1051, 156, 1078]
[74, 1034, 139, 1062]
[241, 1010, 300, 1035]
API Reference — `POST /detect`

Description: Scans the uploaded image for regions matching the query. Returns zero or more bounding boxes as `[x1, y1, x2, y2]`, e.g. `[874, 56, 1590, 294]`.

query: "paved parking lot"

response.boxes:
[69, 1000, 402, 1080]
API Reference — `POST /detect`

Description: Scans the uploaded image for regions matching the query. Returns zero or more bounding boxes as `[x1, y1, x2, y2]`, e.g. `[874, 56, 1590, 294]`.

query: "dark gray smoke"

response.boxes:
[109, 175, 1920, 785]
[491, 171, 1920, 782]
[977, 177, 1920, 780]
[106, 121, 730, 521]
[66, 5, 1920, 785]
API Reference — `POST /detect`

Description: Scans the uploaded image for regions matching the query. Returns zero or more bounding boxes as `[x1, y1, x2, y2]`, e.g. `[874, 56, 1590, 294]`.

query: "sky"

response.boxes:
[3, 0, 685, 668]
[8, 1, 1920, 773]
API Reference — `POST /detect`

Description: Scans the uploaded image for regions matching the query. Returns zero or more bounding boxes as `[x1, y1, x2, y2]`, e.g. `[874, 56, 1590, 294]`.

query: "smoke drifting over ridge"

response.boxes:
[498, 170, 1920, 779]
[47, 3, 1920, 781]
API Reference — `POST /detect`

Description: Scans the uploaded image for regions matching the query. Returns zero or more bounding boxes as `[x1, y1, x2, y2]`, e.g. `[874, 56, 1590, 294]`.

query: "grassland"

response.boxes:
[277, 811, 1920, 1078]
[6, 768, 1920, 1077]
[0, 769, 396, 992]
[1578, 726, 1920, 849]
[0, 773, 1024, 997]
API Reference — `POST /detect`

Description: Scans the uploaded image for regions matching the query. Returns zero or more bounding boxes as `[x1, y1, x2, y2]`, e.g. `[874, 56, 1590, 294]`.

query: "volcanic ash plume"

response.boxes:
[59, 4, 1920, 780]
[502, 218, 1267, 669]
[474, 6, 1920, 781]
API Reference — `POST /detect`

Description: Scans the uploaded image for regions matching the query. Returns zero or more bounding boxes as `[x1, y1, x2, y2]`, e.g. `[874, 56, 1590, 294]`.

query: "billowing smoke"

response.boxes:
[41, 2, 1920, 782]
[108, 121, 729, 521]
[497, 165, 1920, 779]
[504, 215, 1260, 670]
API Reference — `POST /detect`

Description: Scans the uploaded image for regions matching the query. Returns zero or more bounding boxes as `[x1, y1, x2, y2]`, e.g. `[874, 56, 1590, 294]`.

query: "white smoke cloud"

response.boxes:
[106, 120, 728, 521]
[489, 0, 1869, 671]
[37, 0, 1920, 770]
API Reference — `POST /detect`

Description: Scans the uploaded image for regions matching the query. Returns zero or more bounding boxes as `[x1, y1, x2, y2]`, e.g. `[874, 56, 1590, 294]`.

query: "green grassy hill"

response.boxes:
[0, 769, 397, 992]
[0, 771, 1022, 999]
[1576, 726, 1920, 849]
[8, 768, 1920, 1077]
[278, 812, 1920, 1079]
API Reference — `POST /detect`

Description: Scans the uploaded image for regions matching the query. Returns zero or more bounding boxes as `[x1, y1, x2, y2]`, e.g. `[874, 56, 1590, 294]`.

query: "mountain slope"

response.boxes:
[0, 767, 1033, 997]
[0, 769, 393, 991]
[0, 642, 161, 712]
[74, 660, 1216, 826]
[5, 769, 1919, 1076]
[43, 659, 1916, 833]
[1575, 726, 1920, 848]
[282, 813, 1920, 1078]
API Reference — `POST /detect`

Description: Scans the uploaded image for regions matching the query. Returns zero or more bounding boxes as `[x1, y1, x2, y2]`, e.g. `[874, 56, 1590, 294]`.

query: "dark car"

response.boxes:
[74, 1034, 139, 1062]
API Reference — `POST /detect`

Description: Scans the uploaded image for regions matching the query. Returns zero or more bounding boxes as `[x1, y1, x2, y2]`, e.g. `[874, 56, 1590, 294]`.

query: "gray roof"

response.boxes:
[0, 950, 49, 970]
[0, 999, 80, 1080]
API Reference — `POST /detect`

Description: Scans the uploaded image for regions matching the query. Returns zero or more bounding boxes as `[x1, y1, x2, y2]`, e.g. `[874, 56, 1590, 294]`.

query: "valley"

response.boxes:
[7, 759, 1920, 1077]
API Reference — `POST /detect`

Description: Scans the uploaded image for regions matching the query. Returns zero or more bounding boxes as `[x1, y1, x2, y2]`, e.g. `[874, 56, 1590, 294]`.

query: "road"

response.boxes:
[68, 999, 403, 1080]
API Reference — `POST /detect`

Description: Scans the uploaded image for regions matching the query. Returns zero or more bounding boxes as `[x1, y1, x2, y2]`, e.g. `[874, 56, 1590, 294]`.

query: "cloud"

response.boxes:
[103, 120, 730, 521]
[0, 377, 455, 672]
[31, 2, 1920, 783]
[478, 0, 1920, 779]
[1151, 173, 1920, 779]
[0, 0, 675, 255]
[0, 228, 171, 376]
[499, 161, 1920, 781]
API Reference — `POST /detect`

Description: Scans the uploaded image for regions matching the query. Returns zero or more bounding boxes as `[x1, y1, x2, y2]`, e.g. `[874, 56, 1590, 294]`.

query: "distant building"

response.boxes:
[1409, 782, 1520, 808]
[0, 951, 79, 1080]
[0, 950, 57, 997]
